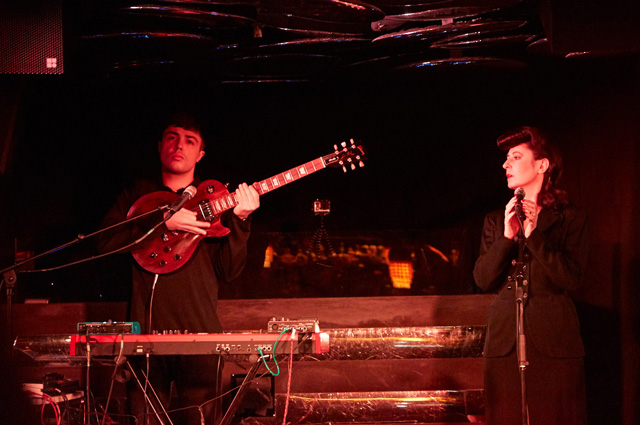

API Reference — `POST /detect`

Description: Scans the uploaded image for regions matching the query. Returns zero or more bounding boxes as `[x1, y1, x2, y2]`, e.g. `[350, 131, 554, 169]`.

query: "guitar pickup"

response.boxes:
[198, 200, 216, 222]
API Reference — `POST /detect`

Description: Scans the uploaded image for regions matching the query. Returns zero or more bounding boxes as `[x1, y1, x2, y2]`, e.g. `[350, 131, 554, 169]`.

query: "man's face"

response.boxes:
[158, 126, 205, 176]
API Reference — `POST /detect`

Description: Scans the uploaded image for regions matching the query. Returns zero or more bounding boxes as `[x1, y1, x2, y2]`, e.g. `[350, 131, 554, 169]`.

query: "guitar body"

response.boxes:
[127, 179, 232, 274]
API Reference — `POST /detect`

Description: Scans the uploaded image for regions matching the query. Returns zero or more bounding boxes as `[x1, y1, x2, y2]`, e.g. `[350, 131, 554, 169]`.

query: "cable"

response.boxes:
[198, 365, 273, 409]
[258, 327, 292, 376]
[85, 333, 91, 425]
[143, 274, 160, 425]
[148, 274, 160, 334]
[15, 206, 170, 274]
[137, 360, 174, 425]
[100, 333, 125, 425]
[197, 354, 224, 422]
[28, 390, 61, 425]
[88, 388, 102, 425]
[257, 348, 279, 376]
[125, 360, 163, 425]
[281, 328, 296, 425]
[56, 390, 74, 425]
[144, 354, 150, 425]
[174, 338, 310, 425]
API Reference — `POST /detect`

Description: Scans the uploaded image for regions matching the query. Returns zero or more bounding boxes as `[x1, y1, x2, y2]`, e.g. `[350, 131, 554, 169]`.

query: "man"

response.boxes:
[98, 112, 260, 424]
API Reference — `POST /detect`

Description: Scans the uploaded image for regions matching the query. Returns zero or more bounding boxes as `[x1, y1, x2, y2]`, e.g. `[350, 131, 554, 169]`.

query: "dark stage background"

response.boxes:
[1, 55, 640, 423]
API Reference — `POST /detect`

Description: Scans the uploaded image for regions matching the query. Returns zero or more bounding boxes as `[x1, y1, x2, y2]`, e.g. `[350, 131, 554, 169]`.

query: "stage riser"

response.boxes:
[7, 295, 491, 424]
[274, 390, 484, 424]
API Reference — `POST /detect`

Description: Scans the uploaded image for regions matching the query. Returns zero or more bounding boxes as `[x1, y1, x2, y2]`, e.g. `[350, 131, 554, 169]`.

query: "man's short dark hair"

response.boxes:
[162, 111, 206, 150]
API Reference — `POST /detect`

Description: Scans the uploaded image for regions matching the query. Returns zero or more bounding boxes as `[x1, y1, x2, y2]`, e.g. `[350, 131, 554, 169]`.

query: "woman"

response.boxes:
[473, 126, 588, 425]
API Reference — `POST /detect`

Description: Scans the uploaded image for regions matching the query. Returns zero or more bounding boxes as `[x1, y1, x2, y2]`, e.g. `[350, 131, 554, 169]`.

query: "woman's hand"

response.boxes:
[504, 197, 540, 239]
[504, 196, 520, 239]
[521, 199, 539, 238]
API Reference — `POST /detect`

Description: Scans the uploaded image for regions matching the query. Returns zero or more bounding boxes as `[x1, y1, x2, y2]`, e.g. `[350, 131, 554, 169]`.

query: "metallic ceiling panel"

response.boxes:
[56, 0, 542, 80]
[119, 4, 256, 29]
[372, 20, 528, 45]
[258, 0, 385, 23]
[257, 12, 377, 36]
[431, 33, 537, 50]
[372, 6, 504, 31]
[389, 56, 528, 75]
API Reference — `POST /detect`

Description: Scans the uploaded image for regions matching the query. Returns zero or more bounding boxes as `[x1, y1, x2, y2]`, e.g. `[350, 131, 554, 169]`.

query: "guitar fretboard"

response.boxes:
[255, 158, 326, 195]
[205, 157, 326, 217]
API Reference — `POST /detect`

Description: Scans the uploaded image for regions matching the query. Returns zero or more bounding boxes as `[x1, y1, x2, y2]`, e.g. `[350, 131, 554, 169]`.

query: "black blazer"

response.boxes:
[473, 206, 589, 358]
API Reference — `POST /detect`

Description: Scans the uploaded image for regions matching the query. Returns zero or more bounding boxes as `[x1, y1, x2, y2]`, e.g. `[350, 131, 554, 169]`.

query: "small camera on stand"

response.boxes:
[313, 199, 330, 216]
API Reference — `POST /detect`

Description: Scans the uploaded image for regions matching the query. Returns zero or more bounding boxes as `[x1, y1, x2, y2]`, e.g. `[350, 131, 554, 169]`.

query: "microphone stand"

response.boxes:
[1, 205, 169, 352]
[514, 212, 530, 425]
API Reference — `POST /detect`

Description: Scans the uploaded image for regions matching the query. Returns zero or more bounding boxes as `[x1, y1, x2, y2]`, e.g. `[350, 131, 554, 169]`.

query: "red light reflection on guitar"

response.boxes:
[127, 140, 366, 274]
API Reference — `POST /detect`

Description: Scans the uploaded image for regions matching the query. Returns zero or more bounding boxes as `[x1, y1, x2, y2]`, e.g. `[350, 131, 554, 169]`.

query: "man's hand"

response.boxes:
[165, 208, 211, 235]
[233, 183, 260, 220]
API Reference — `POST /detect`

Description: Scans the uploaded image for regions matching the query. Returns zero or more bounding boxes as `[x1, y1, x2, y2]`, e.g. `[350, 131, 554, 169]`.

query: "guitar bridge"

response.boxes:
[198, 200, 216, 222]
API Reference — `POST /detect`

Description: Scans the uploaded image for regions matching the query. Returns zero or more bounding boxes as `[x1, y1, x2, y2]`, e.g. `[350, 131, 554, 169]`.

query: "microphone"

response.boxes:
[514, 188, 526, 222]
[165, 185, 197, 219]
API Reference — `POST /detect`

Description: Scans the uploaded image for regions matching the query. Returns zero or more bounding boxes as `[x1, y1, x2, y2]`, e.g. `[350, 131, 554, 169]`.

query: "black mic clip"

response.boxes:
[514, 188, 526, 223]
[164, 185, 197, 220]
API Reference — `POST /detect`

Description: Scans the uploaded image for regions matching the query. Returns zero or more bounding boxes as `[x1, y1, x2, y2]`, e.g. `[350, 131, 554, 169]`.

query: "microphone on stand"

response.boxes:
[165, 185, 197, 220]
[514, 187, 526, 222]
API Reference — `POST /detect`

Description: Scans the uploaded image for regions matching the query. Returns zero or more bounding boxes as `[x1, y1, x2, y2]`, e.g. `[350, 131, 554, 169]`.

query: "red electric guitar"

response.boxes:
[127, 140, 365, 274]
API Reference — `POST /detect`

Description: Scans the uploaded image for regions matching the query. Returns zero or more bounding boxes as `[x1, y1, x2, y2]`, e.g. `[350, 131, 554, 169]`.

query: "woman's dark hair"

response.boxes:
[497, 126, 568, 208]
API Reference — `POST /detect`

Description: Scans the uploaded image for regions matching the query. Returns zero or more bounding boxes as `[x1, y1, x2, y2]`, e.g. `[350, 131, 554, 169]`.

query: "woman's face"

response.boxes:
[502, 143, 548, 193]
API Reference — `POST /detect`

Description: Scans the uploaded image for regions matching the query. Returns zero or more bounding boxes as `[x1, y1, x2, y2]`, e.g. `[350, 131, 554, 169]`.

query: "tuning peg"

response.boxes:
[342, 156, 355, 171]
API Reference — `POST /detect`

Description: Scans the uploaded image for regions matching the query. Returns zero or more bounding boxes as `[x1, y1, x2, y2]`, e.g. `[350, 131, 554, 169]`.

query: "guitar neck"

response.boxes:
[210, 156, 327, 214]
[254, 157, 326, 195]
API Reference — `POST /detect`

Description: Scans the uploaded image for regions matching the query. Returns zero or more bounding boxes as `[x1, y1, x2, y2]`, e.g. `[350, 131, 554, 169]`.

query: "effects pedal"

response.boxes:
[77, 321, 141, 335]
[267, 317, 320, 333]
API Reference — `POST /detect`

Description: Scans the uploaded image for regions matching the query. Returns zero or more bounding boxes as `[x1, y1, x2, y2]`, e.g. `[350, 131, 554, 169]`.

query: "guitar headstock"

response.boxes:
[323, 139, 366, 172]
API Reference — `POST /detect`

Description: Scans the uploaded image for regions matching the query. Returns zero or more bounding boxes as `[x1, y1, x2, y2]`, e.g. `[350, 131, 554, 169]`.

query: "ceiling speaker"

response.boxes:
[0, 0, 64, 74]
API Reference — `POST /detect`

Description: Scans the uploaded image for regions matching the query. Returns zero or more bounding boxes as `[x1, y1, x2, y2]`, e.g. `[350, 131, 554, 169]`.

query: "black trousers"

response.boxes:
[127, 355, 224, 425]
[484, 341, 587, 425]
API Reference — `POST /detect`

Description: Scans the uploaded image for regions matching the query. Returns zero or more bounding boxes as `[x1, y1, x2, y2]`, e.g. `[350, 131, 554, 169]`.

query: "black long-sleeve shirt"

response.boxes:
[97, 177, 251, 334]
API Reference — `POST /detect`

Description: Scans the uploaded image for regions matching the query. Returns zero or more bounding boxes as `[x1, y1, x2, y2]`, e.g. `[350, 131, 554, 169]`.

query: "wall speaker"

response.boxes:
[0, 0, 64, 74]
